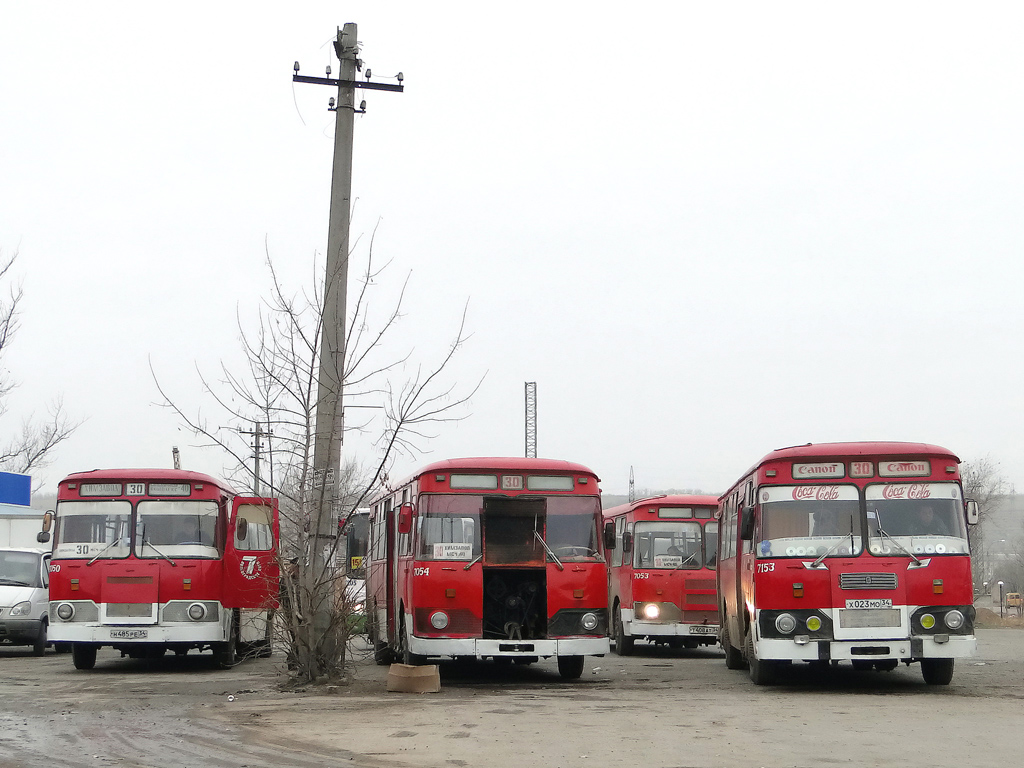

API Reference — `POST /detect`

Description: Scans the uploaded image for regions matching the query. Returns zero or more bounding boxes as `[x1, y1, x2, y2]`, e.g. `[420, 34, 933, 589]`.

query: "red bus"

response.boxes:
[718, 442, 978, 685]
[603, 494, 720, 654]
[366, 457, 609, 679]
[44, 469, 279, 670]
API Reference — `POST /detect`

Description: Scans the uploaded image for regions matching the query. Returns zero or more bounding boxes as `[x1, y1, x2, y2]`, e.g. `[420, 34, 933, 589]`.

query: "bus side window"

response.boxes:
[235, 504, 274, 551]
[614, 517, 626, 567]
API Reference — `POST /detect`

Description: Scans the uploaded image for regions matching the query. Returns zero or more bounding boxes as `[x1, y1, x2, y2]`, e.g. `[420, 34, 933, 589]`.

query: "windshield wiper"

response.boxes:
[533, 530, 564, 571]
[87, 537, 123, 566]
[875, 526, 922, 565]
[462, 553, 483, 571]
[0, 577, 32, 586]
[141, 537, 177, 566]
[673, 551, 701, 571]
[811, 523, 858, 568]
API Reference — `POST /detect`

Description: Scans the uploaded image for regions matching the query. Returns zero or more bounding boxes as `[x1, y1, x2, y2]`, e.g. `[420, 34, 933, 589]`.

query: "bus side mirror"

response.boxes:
[965, 500, 979, 526]
[37, 511, 53, 544]
[236, 517, 249, 542]
[740, 505, 755, 541]
[622, 530, 633, 552]
[603, 521, 616, 550]
[398, 503, 414, 535]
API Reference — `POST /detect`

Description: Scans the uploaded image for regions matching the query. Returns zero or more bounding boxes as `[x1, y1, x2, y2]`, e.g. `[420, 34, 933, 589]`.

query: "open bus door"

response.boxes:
[224, 497, 280, 607]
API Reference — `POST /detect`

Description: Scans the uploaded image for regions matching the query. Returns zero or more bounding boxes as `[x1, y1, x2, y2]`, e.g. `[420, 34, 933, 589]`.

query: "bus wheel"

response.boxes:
[745, 630, 777, 685]
[398, 616, 425, 666]
[214, 612, 239, 669]
[722, 623, 746, 670]
[613, 609, 634, 656]
[72, 643, 97, 670]
[32, 620, 48, 657]
[921, 658, 954, 685]
[557, 655, 585, 680]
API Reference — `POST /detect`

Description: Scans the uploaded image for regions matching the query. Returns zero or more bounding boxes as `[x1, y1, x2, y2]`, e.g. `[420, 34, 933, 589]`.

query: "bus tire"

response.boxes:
[722, 622, 746, 670]
[72, 643, 97, 670]
[557, 655, 585, 680]
[214, 611, 239, 669]
[921, 658, 954, 685]
[398, 615, 425, 666]
[745, 630, 777, 685]
[32, 620, 48, 657]
[613, 608, 634, 656]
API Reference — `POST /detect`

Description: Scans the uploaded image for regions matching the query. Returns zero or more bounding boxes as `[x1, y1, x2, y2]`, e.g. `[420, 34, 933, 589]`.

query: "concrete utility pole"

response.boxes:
[293, 24, 403, 659]
[239, 422, 272, 495]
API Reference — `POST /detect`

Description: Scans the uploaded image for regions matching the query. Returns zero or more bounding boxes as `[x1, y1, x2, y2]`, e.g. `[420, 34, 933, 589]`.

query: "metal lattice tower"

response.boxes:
[524, 382, 538, 458]
[629, 466, 635, 502]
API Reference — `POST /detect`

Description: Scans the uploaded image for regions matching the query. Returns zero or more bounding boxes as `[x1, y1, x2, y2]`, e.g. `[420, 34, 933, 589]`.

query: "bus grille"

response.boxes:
[840, 573, 897, 590]
[685, 578, 716, 591]
[105, 603, 154, 618]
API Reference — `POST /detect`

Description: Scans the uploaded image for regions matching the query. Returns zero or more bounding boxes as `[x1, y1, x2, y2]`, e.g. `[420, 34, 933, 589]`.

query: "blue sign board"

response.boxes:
[0, 471, 31, 506]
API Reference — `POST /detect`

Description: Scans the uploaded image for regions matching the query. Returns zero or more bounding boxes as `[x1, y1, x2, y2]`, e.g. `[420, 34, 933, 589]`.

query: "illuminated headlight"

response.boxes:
[9, 601, 32, 617]
[774, 613, 797, 634]
[581, 612, 599, 631]
[920, 613, 936, 630]
[943, 610, 965, 630]
[805, 615, 822, 632]
[642, 603, 660, 620]
[56, 603, 75, 621]
[429, 611, 449, 629]
[187, 602, 208, 621]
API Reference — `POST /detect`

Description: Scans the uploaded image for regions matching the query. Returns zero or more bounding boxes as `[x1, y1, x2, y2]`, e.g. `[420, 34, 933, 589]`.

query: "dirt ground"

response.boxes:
[1, 625, 1022, 768]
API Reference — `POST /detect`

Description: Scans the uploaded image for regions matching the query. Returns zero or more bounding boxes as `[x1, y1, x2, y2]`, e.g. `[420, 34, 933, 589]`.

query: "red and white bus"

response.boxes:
[718, 442, 978, 685]
[44, 469, 279, 670]
[366, 457, 609, 679]
[603, 494, 720, 654]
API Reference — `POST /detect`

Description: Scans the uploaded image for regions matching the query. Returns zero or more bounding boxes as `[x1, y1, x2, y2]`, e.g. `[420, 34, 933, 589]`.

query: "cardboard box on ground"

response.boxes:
[386, 664, 441, 693]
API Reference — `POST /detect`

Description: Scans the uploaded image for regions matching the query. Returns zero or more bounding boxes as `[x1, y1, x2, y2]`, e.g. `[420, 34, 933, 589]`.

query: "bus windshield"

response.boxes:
[758, 485, 863, 559]
[418, 495, 481, 561]
[135, 500, 219, 559]
[53, 500, 132, 560]
[633, 520, 707, 569]
[866, 483, 969, 556]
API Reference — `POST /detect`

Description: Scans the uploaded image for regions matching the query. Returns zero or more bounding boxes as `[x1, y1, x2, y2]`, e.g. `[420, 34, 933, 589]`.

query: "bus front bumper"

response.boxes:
[408, 635, 609, 659]
[758, 634, 977, 662]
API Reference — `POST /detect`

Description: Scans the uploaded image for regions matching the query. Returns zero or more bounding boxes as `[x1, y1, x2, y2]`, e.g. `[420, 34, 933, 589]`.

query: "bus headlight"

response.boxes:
[429, 611, 449, 629]
[581, 612, 599, 631]
[10, 601, 32, 617]
[55, 603, 75, 621]
[805, 616, 822, 632]
[920, 613, 936, 630]
[774, 613, 797, 634]
[642, 603, 660, 620]
[187, 602, 208, 621]
[943, 610, 965, 630]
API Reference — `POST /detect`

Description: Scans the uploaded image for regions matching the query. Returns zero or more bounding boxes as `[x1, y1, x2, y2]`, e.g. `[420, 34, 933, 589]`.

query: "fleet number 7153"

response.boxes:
[756, 563, 775, 573]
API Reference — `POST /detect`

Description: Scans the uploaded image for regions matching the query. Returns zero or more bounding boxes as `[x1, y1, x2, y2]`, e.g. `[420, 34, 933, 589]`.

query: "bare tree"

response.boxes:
[154, 239, 479, 683]
[0, 251, 77, 476]
[962, 455, 1013, 589]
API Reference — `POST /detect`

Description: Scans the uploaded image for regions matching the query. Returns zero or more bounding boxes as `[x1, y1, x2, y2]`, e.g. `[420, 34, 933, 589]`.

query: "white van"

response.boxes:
[1, 506, 53, 655]
[0, 547, 51, 654]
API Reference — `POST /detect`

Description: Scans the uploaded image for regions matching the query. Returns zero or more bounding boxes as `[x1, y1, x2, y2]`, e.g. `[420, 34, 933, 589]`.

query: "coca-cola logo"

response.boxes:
[792, 486, 840, 501]
[881, 484, 932, 500]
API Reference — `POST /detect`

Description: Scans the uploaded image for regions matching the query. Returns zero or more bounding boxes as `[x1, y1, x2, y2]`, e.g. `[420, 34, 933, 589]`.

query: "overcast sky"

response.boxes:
[2, 2, 1023, 498]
